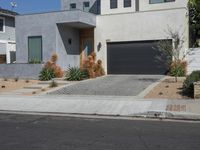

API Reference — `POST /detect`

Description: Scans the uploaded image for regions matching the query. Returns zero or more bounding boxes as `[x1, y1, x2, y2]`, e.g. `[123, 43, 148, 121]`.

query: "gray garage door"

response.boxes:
[107, 41, 170, 75]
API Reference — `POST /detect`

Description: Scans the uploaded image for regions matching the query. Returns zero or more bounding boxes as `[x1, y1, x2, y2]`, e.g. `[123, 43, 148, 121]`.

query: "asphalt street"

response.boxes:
[0, 114, 200, 150]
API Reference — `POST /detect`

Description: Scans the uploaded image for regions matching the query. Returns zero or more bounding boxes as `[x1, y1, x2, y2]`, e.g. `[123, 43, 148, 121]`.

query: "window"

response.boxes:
[149, 0, 175, 4]
[124, 0, 131, 7]
[83, 2, 90, 12]
[28, 36, 42, 63]
[70, 3, 76, 10]
[110, 0, 118, 9]
[0, 17, 5, 32]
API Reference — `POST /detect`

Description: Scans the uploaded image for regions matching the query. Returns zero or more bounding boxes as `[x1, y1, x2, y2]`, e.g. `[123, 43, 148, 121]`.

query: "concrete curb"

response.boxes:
[0, 95, 200, 121]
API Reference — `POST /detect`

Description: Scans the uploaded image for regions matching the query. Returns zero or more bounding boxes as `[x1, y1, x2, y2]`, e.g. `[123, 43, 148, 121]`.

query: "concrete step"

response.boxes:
[23, 86, 43, 90]
[38, 80, 70, 85]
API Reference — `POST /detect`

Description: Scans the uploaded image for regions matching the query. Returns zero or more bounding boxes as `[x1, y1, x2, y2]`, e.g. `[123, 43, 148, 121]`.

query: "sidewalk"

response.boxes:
[0, 95, 200, 120]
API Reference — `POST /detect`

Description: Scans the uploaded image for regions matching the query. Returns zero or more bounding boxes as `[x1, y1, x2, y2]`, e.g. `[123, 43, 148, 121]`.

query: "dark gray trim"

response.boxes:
[135, 0, 139, 11]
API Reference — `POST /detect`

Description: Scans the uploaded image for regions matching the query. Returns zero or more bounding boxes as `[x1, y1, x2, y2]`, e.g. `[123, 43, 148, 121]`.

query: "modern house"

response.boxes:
[0, 8, 17, 64]
[15, 0, 189, 75]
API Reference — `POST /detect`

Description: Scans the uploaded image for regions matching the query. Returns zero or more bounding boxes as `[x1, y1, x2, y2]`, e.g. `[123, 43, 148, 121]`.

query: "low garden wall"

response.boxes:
[0, 64, 43, 79]
[194, 81, 200, 99]
[187, 48, 200, 74]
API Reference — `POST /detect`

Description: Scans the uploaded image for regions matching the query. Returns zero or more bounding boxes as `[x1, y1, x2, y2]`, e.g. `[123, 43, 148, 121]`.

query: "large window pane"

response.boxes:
[70, 3, 76, 10]
[0, 18, 4, 32]
[149, 0, 175, 4]
[110, 0, 118, 9]
[83, 2, 90, 12]
[124, 0, 131, 7]
[28, 36, 42, 63]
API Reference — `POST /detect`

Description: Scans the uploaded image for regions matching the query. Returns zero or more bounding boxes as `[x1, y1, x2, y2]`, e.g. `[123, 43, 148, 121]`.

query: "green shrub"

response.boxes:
[29, 58, 41, 64]
[169, 61, 187, 77]
[39, 68, 56, 81]
[183, 70, 200, 97]
[65, 67, 88, 81]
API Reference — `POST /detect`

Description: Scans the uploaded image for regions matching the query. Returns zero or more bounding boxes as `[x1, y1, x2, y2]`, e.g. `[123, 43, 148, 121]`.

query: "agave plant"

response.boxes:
[39, 68, 56, 81]
[65, 67, 88, 81]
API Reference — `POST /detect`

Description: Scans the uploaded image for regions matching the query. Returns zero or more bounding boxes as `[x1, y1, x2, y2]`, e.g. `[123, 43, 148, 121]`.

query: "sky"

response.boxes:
[0, 0, 60, 14]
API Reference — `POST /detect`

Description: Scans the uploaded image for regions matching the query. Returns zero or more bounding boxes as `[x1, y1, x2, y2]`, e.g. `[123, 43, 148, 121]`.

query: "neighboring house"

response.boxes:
[0, 8, 17, 64]
[16, 0, 189, 75]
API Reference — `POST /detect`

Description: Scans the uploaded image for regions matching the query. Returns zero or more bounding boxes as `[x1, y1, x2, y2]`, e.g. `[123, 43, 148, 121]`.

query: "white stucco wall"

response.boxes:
[0, 40, 16, 63]
[95, 8, 189, 73]
[187, 48, 200, 74]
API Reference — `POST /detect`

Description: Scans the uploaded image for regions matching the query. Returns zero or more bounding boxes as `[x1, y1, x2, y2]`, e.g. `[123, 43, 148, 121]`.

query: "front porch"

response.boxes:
[56, 23, 95, 69]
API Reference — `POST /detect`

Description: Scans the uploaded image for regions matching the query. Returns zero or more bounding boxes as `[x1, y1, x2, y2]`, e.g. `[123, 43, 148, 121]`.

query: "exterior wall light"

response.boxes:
[97, 42, 102, 51]
[68, 38, 72, 45]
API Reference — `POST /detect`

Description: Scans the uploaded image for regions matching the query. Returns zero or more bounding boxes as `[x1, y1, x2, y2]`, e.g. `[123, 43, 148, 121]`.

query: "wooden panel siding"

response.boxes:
[0, 55, 6, 64]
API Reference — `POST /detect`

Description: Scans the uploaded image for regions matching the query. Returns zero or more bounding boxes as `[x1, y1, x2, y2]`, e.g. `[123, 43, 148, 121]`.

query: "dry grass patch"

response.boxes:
[0, 79, 38, 93]
[145, 77, 190, 100]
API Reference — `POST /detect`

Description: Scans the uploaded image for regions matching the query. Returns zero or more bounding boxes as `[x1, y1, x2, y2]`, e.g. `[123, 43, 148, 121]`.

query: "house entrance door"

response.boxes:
[80, 28, 94, 67]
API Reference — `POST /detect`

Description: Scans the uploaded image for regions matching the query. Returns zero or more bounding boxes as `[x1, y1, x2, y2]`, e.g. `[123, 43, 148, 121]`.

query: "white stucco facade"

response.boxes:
[0, 11, 16, 64]
[94, 0, 189, 73]
[15, 0, 190, 74]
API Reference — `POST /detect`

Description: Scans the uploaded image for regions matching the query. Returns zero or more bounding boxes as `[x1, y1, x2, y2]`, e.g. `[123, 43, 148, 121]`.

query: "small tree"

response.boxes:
[156, 28, 186, 82]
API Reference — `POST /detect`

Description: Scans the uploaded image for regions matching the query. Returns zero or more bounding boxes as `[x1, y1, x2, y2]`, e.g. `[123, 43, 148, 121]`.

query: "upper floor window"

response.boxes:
[83, 2, 90, 12]
[0, 17, 5, 32]
[149, 0, 175, 4]
[110, 0, 118, 9]
[124, 0, 131, 8]
[70, 3, 76, 10]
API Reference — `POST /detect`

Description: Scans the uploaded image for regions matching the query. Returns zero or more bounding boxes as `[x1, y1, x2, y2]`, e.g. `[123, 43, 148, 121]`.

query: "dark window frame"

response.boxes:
[149, 0, 175, 4]
[110, 0, 118, 9]
[0, 17, 5, 32]
[28, 36, 43, 63]
[70, 3, 76, 10]
[83, 1, 90, 8]
[83, 1, 90, 11]
[124, 0, 132, 8]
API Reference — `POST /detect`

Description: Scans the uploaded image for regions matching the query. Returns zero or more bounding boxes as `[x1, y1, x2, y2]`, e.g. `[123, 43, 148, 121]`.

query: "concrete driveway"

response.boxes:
[50, 75, 164, 97]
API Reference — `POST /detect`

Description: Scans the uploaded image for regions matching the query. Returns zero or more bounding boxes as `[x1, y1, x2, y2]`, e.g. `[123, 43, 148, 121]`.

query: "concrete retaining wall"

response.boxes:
[0, 64, 43, 79]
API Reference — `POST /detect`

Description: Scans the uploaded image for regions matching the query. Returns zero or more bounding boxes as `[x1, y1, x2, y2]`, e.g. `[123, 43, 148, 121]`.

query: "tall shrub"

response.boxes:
[156, 28, 187, 82]
[183, 70, 200, 97]
[82, 52, 105, 78]
[44, 53, 64, 78]
[39, 53, 64, 80]
[188, 0, 200, 47]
